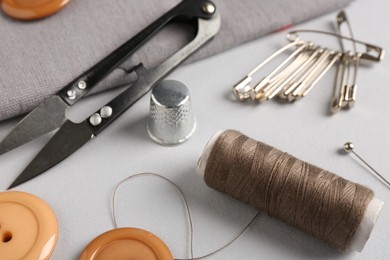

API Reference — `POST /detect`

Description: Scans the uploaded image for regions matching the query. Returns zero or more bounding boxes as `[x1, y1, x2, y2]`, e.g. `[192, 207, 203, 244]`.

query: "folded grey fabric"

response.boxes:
[0, 0, 352, 122]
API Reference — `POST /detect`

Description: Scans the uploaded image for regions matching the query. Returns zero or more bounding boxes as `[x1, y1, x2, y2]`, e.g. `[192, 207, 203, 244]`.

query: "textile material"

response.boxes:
[0, 0, 352, 122]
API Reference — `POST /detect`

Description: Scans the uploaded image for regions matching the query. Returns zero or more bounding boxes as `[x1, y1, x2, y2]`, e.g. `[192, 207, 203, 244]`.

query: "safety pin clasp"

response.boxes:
[362, 44, 385, 62]
[233, 76, 253, 101]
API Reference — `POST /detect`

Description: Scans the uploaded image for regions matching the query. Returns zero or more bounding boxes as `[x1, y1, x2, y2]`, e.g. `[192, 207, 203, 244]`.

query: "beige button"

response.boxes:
[79, 228, 173, 260]
[0, 191, 58, 260]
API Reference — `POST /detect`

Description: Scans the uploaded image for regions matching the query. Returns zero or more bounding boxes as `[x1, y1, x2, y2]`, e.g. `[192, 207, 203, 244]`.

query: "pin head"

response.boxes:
[344, 142, 354, 153]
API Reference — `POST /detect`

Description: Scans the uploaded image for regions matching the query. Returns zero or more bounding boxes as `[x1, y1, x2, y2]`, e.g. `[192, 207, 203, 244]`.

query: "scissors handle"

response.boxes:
[88, 5, 219, 135]
[57, 0, 213, 106]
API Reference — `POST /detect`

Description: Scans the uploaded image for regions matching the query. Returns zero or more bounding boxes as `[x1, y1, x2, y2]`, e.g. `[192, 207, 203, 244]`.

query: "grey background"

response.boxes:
[0, 0, 389, 259]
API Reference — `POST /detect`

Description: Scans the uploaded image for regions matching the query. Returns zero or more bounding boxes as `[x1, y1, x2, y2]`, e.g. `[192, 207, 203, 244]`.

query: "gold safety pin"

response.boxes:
[286, 30, 384, 63]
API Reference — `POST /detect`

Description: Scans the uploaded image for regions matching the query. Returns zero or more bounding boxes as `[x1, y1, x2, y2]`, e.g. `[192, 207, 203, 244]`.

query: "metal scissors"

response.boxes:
[1, 0, 220, 189]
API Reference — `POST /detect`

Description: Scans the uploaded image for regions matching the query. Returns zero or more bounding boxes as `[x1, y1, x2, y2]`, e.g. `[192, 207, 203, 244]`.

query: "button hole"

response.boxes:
[3, 231, 12, 243]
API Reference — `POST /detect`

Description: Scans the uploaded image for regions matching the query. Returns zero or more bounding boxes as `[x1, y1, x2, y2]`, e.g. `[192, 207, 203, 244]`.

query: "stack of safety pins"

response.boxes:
[233, 11, 384, 114]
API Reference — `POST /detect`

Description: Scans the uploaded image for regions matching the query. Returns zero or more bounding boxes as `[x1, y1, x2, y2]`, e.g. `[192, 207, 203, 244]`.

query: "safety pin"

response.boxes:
[331, 53, 348, 113]
[257, 47, 321, 101]
[338, 57, 352, 109]
[290, 50, 331, 96]
[339, 11, 360, 109]
[286, 30, 384, 63]
[278, 50, 317, 99]
[337, 53, 352, 108]
[250, 42, 311, 101]
[264, 47, 323, 100]
[233, 39, 305, 101]
[291, 49, 334, 99]
[255, 46, 316, 101]
[298, 52, 341, 98]
[331, 11, 360, 113]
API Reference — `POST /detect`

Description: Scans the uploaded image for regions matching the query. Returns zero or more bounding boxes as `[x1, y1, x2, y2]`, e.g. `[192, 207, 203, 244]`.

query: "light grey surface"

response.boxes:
[0, 0, 390, 259]
[0, 0, 352, 122]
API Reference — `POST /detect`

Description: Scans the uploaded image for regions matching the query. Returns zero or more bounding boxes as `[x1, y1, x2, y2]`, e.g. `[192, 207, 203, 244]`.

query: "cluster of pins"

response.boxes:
[233, 11, 384, 113]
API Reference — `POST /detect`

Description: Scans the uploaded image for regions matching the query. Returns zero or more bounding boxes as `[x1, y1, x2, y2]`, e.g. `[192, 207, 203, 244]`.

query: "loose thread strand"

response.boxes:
[111, 172, 259, 260]
[111, 173, 194, 259]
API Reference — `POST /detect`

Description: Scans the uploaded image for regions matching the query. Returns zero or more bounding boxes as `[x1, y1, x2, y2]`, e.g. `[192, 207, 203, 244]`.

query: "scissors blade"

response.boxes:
[7, 120, 93, 189]
[7, 3, 220, 188]
[0, 95, 68, 155]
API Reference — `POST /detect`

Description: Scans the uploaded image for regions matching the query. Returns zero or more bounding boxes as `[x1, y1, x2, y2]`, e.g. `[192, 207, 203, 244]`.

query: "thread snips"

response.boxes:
[1, 0, 220, 189]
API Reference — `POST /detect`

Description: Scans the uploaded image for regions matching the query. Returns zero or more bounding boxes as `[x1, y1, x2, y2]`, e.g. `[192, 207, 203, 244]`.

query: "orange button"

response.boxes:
[1, 0, 70, 20]
[79, 228, 173, 260]
[0, 191, 58, 260]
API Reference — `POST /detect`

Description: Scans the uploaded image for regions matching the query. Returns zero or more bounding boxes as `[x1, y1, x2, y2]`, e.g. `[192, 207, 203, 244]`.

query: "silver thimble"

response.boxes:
[147, 80, 196, 145]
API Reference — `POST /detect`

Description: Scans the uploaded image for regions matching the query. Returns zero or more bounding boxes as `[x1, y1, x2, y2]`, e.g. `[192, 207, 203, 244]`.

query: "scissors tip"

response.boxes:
[7, 175, 26, 190]
[7, 181, 19, 190]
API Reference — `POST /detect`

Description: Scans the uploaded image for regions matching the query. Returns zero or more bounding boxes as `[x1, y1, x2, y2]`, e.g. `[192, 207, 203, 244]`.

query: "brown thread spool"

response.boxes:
[197, 130, 383, 252]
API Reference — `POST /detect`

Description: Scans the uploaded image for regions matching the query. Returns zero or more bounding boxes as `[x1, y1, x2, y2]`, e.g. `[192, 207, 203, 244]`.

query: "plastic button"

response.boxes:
[1, 0, 70, 20]
[79, 228, 173, 260]
[0, 191, 58, 260]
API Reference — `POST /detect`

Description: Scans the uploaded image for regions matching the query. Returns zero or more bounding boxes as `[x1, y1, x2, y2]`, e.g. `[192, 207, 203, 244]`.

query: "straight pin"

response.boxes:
[344, 142, 390, 190]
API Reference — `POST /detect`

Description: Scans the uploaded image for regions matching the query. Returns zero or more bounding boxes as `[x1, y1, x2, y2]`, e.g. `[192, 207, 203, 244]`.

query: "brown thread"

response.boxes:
[203, 130, 374, 251]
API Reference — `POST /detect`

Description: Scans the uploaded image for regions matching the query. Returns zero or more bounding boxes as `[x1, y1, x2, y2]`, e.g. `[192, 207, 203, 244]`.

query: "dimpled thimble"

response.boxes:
[147, 80, 196, 145]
